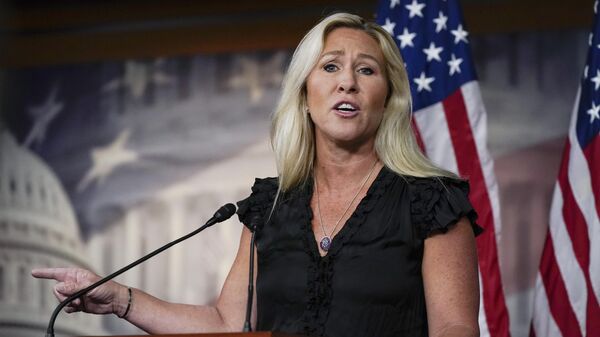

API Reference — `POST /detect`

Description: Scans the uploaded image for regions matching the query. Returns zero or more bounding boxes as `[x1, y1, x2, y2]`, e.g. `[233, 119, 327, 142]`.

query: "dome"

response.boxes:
[0, 130, 103, 337]
[0, 131, 84, 257]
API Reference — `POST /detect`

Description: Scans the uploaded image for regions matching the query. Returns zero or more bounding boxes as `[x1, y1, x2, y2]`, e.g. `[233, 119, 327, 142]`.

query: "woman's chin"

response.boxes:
[326, 132, 376, 149]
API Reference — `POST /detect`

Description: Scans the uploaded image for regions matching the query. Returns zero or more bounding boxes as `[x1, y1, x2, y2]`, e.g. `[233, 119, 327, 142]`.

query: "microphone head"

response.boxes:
[213, 203, 237, 222]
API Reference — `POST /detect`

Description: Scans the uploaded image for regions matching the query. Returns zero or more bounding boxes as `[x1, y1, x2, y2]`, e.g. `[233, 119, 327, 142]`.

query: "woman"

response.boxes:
[33, 12, 480, 337]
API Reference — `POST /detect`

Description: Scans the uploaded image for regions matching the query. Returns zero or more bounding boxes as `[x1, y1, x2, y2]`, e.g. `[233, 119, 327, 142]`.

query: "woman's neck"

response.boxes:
[313, 140, 380, 193]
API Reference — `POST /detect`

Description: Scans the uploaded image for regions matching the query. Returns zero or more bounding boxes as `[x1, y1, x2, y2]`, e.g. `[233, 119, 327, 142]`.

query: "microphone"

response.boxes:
[242, 215, 261, 332]
[45, 203, 237, 337]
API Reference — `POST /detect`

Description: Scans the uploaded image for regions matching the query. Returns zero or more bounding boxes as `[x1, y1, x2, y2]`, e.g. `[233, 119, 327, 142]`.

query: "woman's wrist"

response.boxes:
[114, 285, 133, 318]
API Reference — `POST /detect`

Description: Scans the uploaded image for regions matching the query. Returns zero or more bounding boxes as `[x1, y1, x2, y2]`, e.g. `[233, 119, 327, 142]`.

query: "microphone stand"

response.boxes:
[45, 203, 236, 337]
[242, 215, 260, 332]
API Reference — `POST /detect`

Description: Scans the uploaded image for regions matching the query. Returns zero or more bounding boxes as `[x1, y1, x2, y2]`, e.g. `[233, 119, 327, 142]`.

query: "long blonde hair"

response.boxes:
[271, 12, 457, 193]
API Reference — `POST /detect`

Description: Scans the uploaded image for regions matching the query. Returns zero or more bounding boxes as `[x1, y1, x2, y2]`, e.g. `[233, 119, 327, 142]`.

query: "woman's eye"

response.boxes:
[358, 67, 374, 75]
[323, 64, 338, 72]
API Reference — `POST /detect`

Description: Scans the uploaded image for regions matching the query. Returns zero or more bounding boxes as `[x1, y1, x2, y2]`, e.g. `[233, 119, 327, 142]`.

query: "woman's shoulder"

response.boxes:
[401, 174, 469, 192]
[396, 173, 480, 239]
[250, 176, 279, 193]
[236, 177, 279, 227]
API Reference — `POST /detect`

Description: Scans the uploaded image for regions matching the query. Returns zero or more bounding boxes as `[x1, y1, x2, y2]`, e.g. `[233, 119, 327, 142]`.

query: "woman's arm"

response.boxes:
[32, 226, 256, 334]
[422, 217, 480, 337]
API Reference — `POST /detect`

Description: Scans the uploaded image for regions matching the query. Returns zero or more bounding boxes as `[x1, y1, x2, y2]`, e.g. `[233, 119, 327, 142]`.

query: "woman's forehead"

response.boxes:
[321, 27, 385, 62]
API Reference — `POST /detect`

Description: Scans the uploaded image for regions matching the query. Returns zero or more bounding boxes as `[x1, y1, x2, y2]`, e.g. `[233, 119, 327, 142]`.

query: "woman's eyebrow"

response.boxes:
[319, 50, 382, 67]
[357, 53, 383, 67]
[319, 50, 344, 59]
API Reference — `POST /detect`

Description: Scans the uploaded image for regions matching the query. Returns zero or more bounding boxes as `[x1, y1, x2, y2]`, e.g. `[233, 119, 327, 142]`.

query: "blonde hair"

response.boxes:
[271, 12, 457, 193]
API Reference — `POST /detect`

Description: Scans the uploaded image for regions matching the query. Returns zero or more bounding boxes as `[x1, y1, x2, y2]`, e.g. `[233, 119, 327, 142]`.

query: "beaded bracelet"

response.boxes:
[118, 287, 132, 319]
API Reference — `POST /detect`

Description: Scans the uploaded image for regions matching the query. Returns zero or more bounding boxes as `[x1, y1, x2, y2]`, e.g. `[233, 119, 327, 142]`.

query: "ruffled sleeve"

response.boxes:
[236, 177, 278, 232]
[409, 177, 482, 240]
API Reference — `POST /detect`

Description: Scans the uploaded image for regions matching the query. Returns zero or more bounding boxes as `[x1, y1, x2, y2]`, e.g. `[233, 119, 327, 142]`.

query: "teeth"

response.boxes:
[336, 103, 356, 110]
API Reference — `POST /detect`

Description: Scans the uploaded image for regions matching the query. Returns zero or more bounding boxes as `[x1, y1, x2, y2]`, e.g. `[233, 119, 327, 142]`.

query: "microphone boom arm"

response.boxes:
[45, 203, 236, 337]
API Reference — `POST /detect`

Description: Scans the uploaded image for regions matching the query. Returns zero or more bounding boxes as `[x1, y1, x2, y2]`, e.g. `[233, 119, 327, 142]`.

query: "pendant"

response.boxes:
[320, 236, 332, 251]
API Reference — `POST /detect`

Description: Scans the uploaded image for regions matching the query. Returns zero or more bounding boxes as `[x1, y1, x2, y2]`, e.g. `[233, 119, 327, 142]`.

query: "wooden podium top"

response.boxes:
[86, 332, 305, 337]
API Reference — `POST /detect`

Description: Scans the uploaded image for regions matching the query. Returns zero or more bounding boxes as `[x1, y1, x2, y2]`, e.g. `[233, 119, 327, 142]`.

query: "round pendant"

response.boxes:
[320, 236, 332, 251]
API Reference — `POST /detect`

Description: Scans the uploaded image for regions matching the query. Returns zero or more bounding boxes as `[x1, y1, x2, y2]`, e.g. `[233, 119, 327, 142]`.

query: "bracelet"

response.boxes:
[118, 287, 132, 319]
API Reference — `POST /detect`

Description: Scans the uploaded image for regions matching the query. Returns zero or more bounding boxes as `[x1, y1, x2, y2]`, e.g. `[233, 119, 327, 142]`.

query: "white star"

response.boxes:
[596, 0, 598, 14]
[381, 18, 396, 34]
[587, 102, 600, 123]
[390, 0, 401, 9]
[102, 60, 173, 100]
[24, 85, 64, 148]
[397, 28, 417, 48]
[405, 0, 425, 18]
[590, 33, 594, 46]
[423, 42, 444, 62]
[433, 11, 448, 33]
[414, 72, 435, 92]
[585, 65, 589, 79]
[591, 69, 600, 90]
[451, 25, 469, 44]
[448, 54, 463, 75]
[77, 129, 140, 192]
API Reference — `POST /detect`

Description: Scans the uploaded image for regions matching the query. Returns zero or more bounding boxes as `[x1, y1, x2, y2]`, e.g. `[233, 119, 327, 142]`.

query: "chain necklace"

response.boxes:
[314, 159, 379, 252]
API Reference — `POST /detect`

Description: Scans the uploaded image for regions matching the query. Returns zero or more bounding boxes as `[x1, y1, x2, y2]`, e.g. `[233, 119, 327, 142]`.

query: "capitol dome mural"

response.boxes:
[0, 130, 104, 337]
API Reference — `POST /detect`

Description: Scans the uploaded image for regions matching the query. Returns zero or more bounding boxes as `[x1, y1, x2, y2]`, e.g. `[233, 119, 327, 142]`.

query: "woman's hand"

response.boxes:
[31, 268, 128, 316]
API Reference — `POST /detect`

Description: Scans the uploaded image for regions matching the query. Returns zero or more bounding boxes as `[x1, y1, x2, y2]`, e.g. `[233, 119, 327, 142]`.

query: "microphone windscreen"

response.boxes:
[214, 203, 237, 222]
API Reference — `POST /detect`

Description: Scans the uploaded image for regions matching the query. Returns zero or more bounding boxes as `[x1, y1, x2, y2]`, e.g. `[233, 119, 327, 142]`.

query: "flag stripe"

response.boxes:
[583, 137, 600, 218]
[531, 271, 563, 337]
[413, 102, 459, 174]
[559, 142, 591, 277]
[539, 227, 584, 337]
[561, 140, 600, 336]
[581, 137, 600, 306]
[560, 172, 600, 337]
[550, 171, 588, 334]
[461, 82, 503, 236]
[442, 88, 510, 335]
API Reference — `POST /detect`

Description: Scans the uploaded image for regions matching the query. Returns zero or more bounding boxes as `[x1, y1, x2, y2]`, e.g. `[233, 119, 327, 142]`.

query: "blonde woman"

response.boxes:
[33, 12, 481, 337]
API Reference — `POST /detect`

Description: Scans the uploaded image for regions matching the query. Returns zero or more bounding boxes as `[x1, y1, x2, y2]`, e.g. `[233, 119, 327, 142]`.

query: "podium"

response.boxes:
[86, 333, 304, 337]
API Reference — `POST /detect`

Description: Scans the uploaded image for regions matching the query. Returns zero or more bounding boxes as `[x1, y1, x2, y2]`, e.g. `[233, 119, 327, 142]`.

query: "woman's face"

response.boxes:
[306, 27, 389, 148]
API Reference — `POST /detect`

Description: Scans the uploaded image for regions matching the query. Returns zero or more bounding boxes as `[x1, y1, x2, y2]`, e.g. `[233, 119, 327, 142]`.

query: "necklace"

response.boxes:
[314, 159, 379, 252]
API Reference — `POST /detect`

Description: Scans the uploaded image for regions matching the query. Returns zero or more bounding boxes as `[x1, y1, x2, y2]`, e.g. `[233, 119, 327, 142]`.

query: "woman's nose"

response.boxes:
[337, 70, 358, 93]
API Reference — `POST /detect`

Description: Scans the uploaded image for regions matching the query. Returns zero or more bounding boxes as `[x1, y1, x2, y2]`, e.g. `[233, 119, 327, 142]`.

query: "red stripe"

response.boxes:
[411, 118, 426, 154]
[558, 142, 590, 275]
[442, 89, 510, 336]
[561, 141, 600, 335]
[582, 135, 600, 219]
[539, 233, 583, 337]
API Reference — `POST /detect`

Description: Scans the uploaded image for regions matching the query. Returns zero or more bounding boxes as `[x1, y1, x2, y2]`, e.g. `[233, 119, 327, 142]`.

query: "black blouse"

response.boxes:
[237, 167, 480, 337]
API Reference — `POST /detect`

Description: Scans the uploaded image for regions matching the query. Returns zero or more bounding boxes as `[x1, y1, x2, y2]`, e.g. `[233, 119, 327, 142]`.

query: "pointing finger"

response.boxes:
[32, 268, 70, 281]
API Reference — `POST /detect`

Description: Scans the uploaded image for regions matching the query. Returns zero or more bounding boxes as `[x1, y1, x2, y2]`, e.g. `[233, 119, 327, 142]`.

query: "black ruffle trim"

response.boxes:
[407, 176, 482, 239]
[236, 177, 278, 233]
[300, 167, 395, 337]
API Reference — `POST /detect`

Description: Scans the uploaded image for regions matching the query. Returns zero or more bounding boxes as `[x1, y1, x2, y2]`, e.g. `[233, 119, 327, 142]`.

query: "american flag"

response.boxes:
[376, 1, 510, 336]
[530, 2, 600, 336]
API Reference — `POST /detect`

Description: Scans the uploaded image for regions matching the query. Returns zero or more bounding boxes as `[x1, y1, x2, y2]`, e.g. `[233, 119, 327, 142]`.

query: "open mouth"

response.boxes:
[334, 102, 359, 116]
